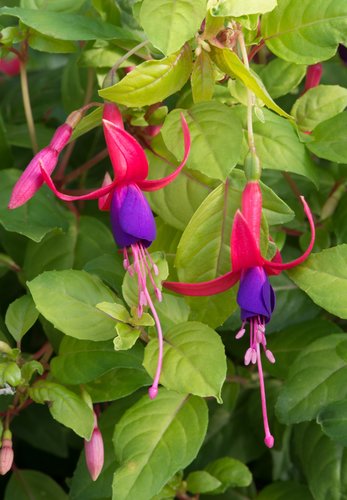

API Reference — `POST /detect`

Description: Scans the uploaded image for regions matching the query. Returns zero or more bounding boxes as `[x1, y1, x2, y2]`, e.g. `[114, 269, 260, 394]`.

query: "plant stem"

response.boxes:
[105, 40, 149, 87]
[63, 148, 108, 185]
[238, 32, 256, 155]
[19, 56, 38, 154]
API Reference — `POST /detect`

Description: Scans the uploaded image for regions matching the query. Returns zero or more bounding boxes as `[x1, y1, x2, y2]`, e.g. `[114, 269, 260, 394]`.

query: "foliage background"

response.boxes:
[0, 0, 347, 499]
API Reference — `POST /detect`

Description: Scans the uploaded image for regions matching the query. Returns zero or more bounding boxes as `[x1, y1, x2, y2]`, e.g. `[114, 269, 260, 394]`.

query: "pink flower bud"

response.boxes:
[8, 147, 58, 209]
[0, 56, 20, 77]
[8, 123, 72, 209]
[49, 123, 72, 152]
[0, 438, 14, 475]
[304, 63, 323, 92]
[84, 419, 104, 481]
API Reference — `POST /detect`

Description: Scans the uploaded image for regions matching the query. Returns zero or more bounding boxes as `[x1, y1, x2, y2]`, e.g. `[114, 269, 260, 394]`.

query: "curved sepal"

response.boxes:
[40, 162, 117, 202]
[164, 270, 240, 297]
[231, 211, 264, 273]
[98, 172, 113, 211]
[264, 196, 315, 273]
[138, 114, 191, 192]
[103, 119, 148, 182]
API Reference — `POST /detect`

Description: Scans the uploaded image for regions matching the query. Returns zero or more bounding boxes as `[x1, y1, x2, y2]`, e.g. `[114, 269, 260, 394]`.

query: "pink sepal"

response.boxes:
[264, 196, 315, 272]
[102, 102, 124, 129]
[231, 211, 264, 273]
[103, 118, 149, 182]
[50, 123, 72, 152]
[304, 63, 323, 92]
[40, 163, 118, 202]
[98, 172, 113, 211]
[8, 147, 58, 209]
[164, 270, 240, 297]
[241, 181, 262, 247]
[138, 114, 191, 192]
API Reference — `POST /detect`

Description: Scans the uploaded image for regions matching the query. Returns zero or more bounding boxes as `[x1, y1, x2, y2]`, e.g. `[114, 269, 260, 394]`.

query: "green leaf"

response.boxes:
[0, 362, 22, 386]
[5, 295, 39, 342]
[51, 337, 148, 386]
[29, 29, 77, 53]
[71, 106, 103, 141]
[144, 321, 226, 401]
[210, 46, 291, 119]
[21, 0, 87, 13]
[73, 216, 115, 269]
[161, 102, 243, 180]
[23, 226, 76, 282]
[317, 399, 347, 446]
[99, 45, 193, 107]
[288, 245, 347, 318]
[114, 323, 141, 351]
[146, 151, 214, 231]
[257, 481, 313, 500]
[204, 457, 252, 494]
[191, 50, 215, 103]
[210, 0, 276, 16]
[276, 334, 347, 424]
[84, 253, 124, 294]
[113, 390, 208, 500]
[29, 380, 94, 439]
[4, 469, 68, 500]
[21, 360, 43, 383]
[186, 471, 221, 494]
[0, 113, 13, 167]
[291, 85, 347, 131]
[307, 112, 347, 163]
[154, 293, 190, 330]
[256, 58, 306, 99]
[266, 319, 342, 379]
[0, 6, 136, 41]
[0, 169, 70, 242]
[262, 0, 347, 64]
[293, 422, 347, 500]
[11, 405, 69, 459]
[140, 0, 207, 55]
[28, 270, 119, 341]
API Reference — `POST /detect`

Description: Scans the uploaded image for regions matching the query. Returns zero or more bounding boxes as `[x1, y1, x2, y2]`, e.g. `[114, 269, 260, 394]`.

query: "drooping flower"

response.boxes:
[39, 103, 191, 399]
[8, 109, 84, 209]
[84, 411, 104, 481]
[164, 180, 315, 447]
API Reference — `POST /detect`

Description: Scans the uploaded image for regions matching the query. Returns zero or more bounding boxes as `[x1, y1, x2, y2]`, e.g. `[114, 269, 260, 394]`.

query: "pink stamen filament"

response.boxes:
[256, 342, 274, 448]
[236, 316, 275, 448]
[125, 243, 164, 399]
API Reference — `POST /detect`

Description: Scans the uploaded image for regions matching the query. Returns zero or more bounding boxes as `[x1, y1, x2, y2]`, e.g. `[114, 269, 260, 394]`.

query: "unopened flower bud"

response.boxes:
[8, 121, 72, 209]
[0, 433, 14, 475]
[304, 63, 323, 92]
[84, 414, 104, 482]
[0, 56, 20, 77]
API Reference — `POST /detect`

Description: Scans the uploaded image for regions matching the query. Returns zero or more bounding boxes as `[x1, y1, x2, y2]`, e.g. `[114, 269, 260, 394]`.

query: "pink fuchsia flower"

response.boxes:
[164, 180, 315, 448]
[0, 55, 20, 77]
[40, 103, 191, 399]
[84, 411, 104, 481]
[304, 63, 323, 93]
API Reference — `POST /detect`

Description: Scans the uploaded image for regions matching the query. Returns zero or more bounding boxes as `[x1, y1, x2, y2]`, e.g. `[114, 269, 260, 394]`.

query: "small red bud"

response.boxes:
[304, 63, 323, 92]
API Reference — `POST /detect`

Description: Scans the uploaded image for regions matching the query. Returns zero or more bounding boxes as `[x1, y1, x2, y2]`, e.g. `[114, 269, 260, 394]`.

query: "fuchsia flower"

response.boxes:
[39, 103, 191, 399]
[164, 181, 315, 448]
[0, 430, 14, 475]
